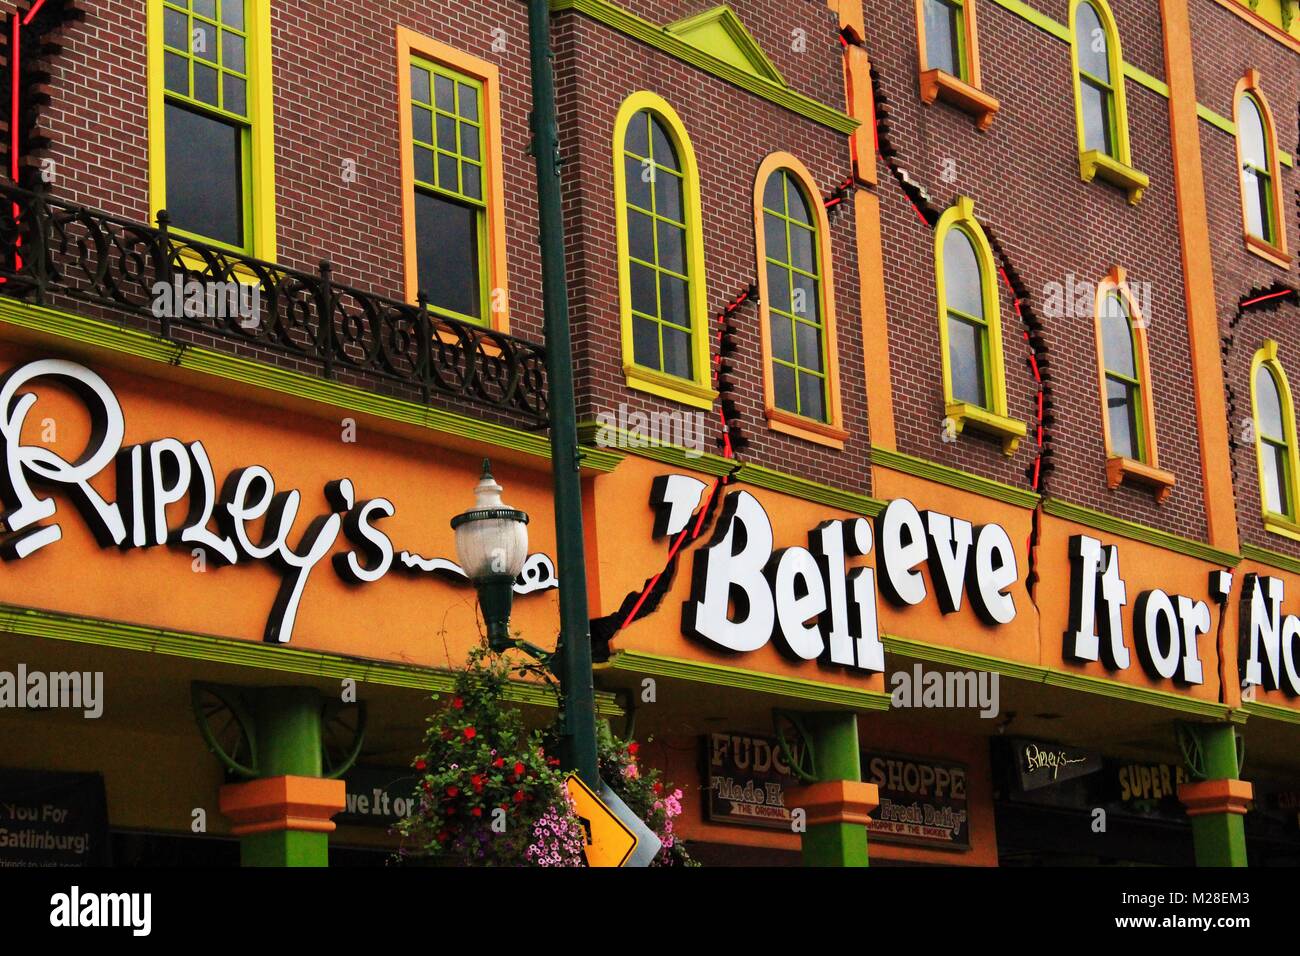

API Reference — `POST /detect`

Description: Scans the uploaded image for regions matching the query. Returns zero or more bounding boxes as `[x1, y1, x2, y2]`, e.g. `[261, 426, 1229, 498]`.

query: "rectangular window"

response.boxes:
[923, 0, 965, 78]
[397, 31, 508, 330]
[152, 0, 271, 255]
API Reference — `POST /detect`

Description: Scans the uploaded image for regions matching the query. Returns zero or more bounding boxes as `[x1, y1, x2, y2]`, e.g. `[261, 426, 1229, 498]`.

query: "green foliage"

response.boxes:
[596, 722, 697, 867]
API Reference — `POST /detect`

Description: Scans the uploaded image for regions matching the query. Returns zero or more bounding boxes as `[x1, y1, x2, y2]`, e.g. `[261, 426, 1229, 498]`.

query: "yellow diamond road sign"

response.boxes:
[565, 773, 638, 867]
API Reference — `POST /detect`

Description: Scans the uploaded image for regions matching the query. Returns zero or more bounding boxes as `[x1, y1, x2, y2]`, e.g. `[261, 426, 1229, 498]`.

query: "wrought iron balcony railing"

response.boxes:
[0, 182, 548, 425]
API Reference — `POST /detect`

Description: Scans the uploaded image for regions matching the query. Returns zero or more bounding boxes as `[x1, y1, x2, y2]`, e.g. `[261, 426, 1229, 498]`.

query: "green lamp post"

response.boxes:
[451, 459, 530, 651]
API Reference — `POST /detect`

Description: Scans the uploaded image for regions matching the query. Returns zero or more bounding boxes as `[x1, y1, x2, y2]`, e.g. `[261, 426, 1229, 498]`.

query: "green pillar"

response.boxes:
[798, 712, 870, 868]
[240, 687, 329, 868]
[1180, 723, 1250, 868]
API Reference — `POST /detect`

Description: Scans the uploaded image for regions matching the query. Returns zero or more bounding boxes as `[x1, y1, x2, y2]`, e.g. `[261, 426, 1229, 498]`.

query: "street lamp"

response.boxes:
[451, 459, 530, 651]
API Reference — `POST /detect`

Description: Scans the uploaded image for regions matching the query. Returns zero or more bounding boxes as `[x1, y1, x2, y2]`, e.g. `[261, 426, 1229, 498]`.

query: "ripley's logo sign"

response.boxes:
[0, 359, 556, 644]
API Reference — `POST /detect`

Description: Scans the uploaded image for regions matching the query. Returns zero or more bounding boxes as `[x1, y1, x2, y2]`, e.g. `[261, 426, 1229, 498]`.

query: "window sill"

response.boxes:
[1079, 149, 1149, 205]
[766, 407, 848, 449]
[1244, 232, 1293, 269]
[918, 69, 1000, 130]
[946, 401, 1026, 456]
[1106, 456, 1175, 503]
[1263, 513, 1300, 543]
[625, 364, 718, 411]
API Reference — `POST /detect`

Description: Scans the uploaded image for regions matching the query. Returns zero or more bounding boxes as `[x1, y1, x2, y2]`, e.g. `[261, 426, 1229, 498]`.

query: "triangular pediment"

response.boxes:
[665, 6, 785, 85]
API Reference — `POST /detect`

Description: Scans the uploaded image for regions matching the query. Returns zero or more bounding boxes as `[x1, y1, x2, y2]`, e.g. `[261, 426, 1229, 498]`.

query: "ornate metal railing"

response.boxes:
[0, 183, 548, 424]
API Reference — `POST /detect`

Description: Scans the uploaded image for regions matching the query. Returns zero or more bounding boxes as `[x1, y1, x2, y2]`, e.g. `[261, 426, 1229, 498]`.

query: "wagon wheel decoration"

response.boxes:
[772, 709, 818, 784]
[321, 698, 368, 780]
[1176, 722, 1245, 781]
[191, 682, 259, 779]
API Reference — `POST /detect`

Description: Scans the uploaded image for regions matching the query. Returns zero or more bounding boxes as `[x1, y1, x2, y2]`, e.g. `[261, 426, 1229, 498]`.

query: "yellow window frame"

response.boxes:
[753, 152, 847, 448]
[1094, 266, 1175, 500]
[1234, 70, 1292, 269]
[1069, 0, 1148, 204]
[147, 0, 276, 261]
[612, 91, 715, 411]
[934, 197, 1024, 456]
[396, 29, 509, 332]
[1251, 341, 1300, 540]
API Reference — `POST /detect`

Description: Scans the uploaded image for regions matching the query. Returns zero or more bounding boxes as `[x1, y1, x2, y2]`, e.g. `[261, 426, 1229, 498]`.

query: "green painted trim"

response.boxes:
[732, 461, 885, 516]
[0, 603, 625, 717]
[1124, 63, 1169, 97]
[665, 5, 785, 85]
[1241, 542, 1300, 575]
[1042, 496, 1241, 566]
[1240, 700, 1300, 724]
[871, 446, 1040, 509]
[884, 635, 1233, 718]
[0, 298, 623, 474]
[1199, 103, 1236, 135]
[549, 0, 858, 134]
[576, 420, 735, 476]
[602, 649, 892, 710]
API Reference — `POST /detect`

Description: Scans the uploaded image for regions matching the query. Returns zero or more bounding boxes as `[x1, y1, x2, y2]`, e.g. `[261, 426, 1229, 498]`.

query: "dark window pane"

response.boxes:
[194, 63, 219, 105]
[650, 117, 678, 171]
[415, 191, 481, 320]
[410, 66, 430, 105]
[792, 273, 817, 320]
[632, 315, 660, 369]
[222, 32, 245, 73]
[165, 52, 189, 95]
[1256, 366, 1286, 440]
[786, 176, 813, 225]
[1080, 81, 1113, 155]
[462, 163, 482, 201]
[660, 273, 688, 326]
[943, 228, 982, 317]
[165, 103, 243, 247]
[630, 262, 657, 317]
[773, 362, 797, 413]
[437, 113, 457, 153]
[657, 220, 685, 274]
[1263, 442, 1290, 515]
[1101, 294, 1136, 378]
[194, 0, 217, 19]
[458, 83, 479, 121]
[655, 172, 683, 223]
[770, 313, 794, 362]
[438, 153, 458, 190]
[625, 156, 652, 211]
[221, 0, 245, 29]
[764, 211, 788, 263]
[413, 146, 434, 186]
[762, 172, 785, 213]
[461, 123, 481, 161]
[798, 372, 826, 422]
[223, 74, 246, 116]
[924, 0, 962, 76]
[193, 21, 217, 62]
[1239, 95, 1268, 168]
[662, 325, 692, 379]
[164, 8, 188, 50]
[627, 210, 655, 263]
[412, 106, 433, 144]
[796, 321, 823, 372]
[1106, 376, 1138, 459]
[948, 314, 986, 407]
[767, 263, 791, 314]
[1076, 4, 1109, 82]
[790, 223, 815, 273]
[435, 74, 455, 111]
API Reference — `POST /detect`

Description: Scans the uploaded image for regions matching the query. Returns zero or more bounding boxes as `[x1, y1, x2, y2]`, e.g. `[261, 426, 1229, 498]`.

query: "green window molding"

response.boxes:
[409, 57, 490, 325]
[923, 0, 968, 80]
[1251, 341, 1300, 540]
[612, 92, 716, 410]
[1069, 0, 1148, 204]
[1100, 291, 1144, 461]
[149, 0, 276, 258]
[934, 197, 1025, 456]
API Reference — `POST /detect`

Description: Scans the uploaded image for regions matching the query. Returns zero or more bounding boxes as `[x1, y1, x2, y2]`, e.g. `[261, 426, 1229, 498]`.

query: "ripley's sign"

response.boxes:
[0, 359, 556, 644]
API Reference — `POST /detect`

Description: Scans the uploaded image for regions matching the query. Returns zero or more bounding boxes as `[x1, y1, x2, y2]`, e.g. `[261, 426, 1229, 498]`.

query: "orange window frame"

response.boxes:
[914, 0, 999, 128]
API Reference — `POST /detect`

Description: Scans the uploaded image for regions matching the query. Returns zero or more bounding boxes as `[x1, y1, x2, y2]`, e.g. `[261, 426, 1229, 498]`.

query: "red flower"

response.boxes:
[546, 757, 561, 767]
[513, 790, 525, 804]
[627, 742, 640, 757]
[514, 762, 526, 776]
[414, 759, 427, 771]
[470, 807, 482, 818]
[492, 757, 505, 769]
[422, 781, 432, 792]
[436, 830, 449, 843]
[653, 782, 663, 795]
[463, 726, 477, 740]
[441, 729, 453, 740]
[446, 785, 460, 798]
[446, 806, 456, 816]
[452, 696, 464, 710]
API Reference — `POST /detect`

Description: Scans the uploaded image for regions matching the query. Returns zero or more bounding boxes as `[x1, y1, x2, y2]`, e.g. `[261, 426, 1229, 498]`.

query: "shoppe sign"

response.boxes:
[863, 752, 970, 849]
[704, 731, 799, 830]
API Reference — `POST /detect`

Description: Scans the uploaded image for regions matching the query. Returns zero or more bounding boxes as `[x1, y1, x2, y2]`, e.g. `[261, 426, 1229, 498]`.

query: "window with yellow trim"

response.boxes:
[934, 198, 1024, 455]
[1252, 343, 1300, 531]
[1234, 71, 1291, 266]
[396, 30, 509, 330]
[753, 154, 846, 446]
[152, 0, 272, 255]
[612, 93, 714, 410]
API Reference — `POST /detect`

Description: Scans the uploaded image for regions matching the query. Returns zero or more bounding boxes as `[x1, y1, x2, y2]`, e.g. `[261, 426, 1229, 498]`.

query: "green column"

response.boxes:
[240, 687, 328, 868]
[800, 712, 870, 868]
[1185, 724, 1249, 868]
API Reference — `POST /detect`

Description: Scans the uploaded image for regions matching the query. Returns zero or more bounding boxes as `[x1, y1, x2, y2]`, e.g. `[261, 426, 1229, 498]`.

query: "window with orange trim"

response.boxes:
[1234, 70, 1291, 268]
[914, 0, 999, 128]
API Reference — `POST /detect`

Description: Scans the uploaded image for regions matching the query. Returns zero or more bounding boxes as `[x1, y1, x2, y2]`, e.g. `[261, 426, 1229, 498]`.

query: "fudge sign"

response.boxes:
[679, 490, 1020, 673]
[0, 359, 556, 644]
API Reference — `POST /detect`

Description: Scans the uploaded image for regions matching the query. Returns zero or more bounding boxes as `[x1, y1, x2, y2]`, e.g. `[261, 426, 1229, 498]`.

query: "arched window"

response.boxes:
[612, 93, 714, 410]
[1094, 267, 1174, 499]
[1252, 342, 1300, 532]
[934, 197, 1024, 455]
[1234, 71, 1290, 266]
[754, 153, 846, 447]
[1070, 0, 1146, 203]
